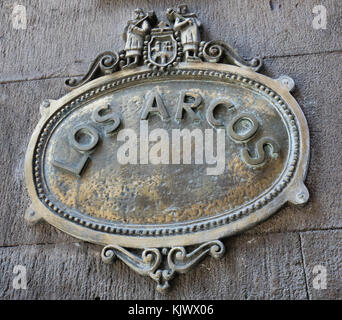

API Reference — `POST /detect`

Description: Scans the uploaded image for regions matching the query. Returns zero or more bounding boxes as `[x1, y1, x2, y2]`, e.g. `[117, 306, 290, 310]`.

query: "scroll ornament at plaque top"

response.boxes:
[25, 5, 310, 292]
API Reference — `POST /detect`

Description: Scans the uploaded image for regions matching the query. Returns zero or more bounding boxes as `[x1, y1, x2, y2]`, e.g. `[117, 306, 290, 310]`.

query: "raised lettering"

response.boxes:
[141, 91, 170, 121]
[175, 91, 202, 122]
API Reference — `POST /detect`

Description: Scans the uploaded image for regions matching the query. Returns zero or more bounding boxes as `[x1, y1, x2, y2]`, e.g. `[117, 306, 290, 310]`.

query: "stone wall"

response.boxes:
[0, 0, 341, 299]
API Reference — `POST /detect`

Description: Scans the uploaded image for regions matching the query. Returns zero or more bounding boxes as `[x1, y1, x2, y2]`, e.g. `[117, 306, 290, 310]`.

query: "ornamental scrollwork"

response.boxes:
[101, 240, 225, 292]
[66, 5, 262, 88]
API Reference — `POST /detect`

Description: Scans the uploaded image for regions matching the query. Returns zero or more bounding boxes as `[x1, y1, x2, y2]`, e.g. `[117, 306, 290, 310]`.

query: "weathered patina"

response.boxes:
[25, 5, 310, 292]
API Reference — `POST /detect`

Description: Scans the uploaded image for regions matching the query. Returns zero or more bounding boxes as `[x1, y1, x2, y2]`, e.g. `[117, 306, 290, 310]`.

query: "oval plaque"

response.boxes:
[25, 6, 309, 292]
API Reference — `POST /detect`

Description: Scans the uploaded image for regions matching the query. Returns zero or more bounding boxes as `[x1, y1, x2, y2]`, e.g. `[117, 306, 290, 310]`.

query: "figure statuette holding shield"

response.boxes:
[123, 9, 156, 68]
[167, 5, 202, 61]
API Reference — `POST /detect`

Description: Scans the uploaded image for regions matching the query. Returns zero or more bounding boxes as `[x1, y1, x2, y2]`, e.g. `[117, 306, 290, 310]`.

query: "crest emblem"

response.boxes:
[146, 25, 179, 68]
[25, 5, 310, 292]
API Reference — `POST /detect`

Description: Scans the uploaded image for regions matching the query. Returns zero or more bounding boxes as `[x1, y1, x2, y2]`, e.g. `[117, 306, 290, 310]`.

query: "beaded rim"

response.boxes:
[31, 67, 300, 238]
[33, 69, 299, 236]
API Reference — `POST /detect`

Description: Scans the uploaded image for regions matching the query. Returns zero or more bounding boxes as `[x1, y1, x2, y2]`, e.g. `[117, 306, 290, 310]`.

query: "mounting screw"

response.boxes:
[41, 100, 50, 108]
[277, 75, 295, 92]
[296, 191, 308, 204]
[25, 206, 42, 225]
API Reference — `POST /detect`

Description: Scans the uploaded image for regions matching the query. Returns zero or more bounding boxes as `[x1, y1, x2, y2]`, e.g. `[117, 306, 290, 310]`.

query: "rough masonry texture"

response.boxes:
[0, 0, 341, 299]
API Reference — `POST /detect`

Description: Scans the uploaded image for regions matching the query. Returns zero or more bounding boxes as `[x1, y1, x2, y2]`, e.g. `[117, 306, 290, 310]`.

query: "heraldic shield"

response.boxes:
[147, 28, 178, 67]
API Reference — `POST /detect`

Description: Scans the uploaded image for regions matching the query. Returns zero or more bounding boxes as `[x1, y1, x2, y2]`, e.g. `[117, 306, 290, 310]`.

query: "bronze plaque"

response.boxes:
[25, 5, 310, 292]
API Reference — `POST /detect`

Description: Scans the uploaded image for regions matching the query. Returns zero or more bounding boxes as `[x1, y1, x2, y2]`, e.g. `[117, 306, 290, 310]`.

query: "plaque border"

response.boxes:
[25, 62, 310, 249]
